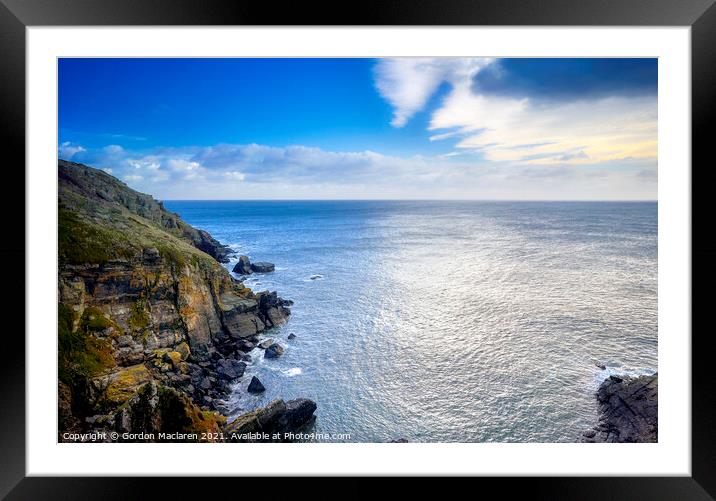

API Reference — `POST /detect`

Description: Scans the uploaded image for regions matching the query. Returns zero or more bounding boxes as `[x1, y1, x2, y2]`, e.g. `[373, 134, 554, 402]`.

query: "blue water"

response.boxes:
[163, 200, 658, 442]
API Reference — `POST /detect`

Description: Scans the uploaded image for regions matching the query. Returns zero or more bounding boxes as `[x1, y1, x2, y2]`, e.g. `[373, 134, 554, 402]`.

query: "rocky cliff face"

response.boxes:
[58, 160, 312, 442]
[581, 374, 658, 443]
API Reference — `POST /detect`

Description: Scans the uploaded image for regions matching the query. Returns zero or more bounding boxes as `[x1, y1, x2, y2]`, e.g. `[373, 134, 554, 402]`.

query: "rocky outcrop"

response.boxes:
[251, 262, 275, 273]
[581, 374, 658, 443]
[57, 160, 311, 442]
[264, 343, 285, 359]
[225, 398, 317, 442]
[59, 159, 235, 263]
[231, 255, 275, 274]
[232, 255, 253, 274]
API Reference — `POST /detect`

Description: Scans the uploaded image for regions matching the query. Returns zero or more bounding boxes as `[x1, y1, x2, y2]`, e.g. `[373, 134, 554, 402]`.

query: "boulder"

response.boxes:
[287, 333, 296, 340]
[264, 343, 285, 359]
[258, 339, 274, 349]
[247, 376, 265, 393]
[250, 262, 275, 273]
[176, 342, 191, 361]
[256, 291, 291, 328]
[237, 339, 258, 352]
[100, 364, 153, 405]
[162, 350, 183, 367]
[232, 255, 253, 275]
[217, 359, 246, 380]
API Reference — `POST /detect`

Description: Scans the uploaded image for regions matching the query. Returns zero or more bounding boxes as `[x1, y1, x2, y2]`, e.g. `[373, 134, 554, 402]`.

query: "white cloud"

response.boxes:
[374, 58, 492, 127]
[374, 58, 657, 166]
[225, 171, 246, 181]
[433, 89, 657, 165]
[64, 141, 656, 200]
[58, 141, 86, 159]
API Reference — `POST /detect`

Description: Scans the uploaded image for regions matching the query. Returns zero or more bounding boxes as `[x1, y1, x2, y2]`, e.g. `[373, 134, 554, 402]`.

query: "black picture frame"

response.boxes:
[1, 0, 714, 497]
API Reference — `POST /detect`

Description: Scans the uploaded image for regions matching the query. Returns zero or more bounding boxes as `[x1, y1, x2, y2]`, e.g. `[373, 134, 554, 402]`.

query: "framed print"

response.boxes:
[2, 0, 715, 497]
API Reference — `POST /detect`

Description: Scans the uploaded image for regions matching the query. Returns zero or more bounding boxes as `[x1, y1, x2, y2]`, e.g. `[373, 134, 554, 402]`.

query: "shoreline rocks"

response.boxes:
[57, 160, 314, 443]
[264, 343, 285, 359]
[247, 376, 266, 393]
[225, 398, 317, 442]
[251, 262, 275, 273]
[232, 255, 253, 274]
[258, 339, 274, 349]
[582, 373, 658, 443]
[232, 255, 275, 274]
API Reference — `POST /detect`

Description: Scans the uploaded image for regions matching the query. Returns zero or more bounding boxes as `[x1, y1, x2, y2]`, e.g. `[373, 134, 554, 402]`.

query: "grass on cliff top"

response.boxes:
[58, 204, 221, 273]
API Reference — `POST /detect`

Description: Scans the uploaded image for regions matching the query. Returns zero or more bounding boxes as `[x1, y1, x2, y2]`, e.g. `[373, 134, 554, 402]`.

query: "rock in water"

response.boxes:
[247, 376, 265, 393]
[225, 398, 317, 442]
[264, 343, 285, 359]
[256, 291, 291, 328]
[581, 374, 658, 443]
[232, 255, 253, 274]
[250, 262, 275, 273]
[288, 333, 296, 340]
[258, 339, 274, 349]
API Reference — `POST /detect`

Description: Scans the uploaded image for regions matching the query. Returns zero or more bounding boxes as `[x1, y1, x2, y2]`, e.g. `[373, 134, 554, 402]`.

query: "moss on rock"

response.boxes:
[103, 364, 152, 405]
[81, 306, 114, 331]
[59, 302, 115, 387]
[128, 299, 150, 331]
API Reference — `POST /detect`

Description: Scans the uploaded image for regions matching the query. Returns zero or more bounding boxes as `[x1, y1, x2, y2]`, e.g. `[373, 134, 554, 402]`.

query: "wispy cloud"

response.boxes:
[58, 141, 86, 159]
[373, 58, 493, 127]
[57, 141, 656, 200]
[373, 58, 657, 166]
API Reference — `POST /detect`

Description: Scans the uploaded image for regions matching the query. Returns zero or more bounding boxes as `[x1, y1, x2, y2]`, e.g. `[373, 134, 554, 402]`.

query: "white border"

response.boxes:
[27, 27, 690, 476]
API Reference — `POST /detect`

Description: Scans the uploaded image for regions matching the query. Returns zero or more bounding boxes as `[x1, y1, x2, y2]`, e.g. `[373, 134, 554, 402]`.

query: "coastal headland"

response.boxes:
[58, 159, 315, 442]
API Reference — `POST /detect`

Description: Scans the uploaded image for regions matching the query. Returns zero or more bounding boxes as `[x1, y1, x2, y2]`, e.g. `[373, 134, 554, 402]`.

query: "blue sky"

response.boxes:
[59, 58, 657, 200]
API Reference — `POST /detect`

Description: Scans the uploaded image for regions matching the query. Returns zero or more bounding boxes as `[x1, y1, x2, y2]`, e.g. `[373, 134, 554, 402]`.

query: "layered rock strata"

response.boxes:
[58, 160, 314, 442]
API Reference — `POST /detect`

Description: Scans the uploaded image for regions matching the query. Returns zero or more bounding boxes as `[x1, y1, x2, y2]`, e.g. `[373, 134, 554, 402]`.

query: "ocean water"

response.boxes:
[163, 200, 658, 443]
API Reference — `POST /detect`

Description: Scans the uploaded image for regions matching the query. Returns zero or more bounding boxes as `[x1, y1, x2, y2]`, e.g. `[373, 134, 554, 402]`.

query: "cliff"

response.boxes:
[58, 160, 313, 442]
[581, 374, 658, 443]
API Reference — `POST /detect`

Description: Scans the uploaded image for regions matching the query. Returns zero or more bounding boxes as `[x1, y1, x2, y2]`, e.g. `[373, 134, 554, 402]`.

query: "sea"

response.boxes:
[162, 200, 658, 443]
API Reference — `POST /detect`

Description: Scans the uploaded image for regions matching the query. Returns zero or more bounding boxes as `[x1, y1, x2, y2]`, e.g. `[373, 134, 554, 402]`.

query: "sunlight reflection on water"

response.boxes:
[165, 200, 657, 442]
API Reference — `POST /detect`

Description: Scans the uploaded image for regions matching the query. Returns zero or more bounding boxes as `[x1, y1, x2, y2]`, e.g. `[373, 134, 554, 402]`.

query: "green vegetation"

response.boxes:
[155, 386, 225, 438]
[58, 303, 115, 387]
[80, 306, 114, 331]
[58, 208, 134, 265]
[128, 298, 150, 331]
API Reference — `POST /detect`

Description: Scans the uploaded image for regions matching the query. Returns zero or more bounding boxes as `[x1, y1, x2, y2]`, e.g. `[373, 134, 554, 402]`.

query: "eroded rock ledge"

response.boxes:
[581, 374, 658, 443]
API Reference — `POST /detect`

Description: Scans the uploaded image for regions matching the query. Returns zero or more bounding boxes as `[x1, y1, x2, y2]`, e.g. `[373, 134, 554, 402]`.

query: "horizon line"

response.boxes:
[160, 198, 658, 203]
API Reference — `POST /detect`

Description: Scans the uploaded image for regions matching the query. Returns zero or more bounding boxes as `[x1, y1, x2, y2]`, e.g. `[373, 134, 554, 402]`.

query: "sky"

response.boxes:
[58, 58, 657, 200]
